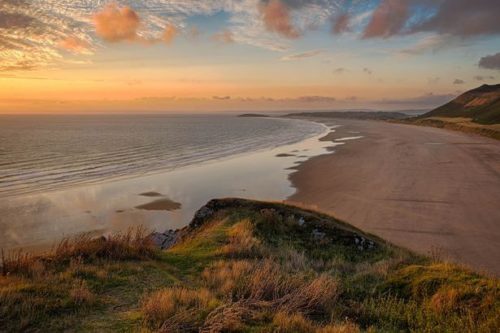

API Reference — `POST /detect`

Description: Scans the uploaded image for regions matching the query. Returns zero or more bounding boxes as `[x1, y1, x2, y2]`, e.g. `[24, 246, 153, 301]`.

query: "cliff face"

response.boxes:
[422, 84, 500, 124]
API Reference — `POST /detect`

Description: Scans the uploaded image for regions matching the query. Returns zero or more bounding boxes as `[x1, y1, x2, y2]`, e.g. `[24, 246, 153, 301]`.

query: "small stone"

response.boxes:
[298, 217, 305, 226]
[150, 232, 169, 247]
[312, 229, 326, 240]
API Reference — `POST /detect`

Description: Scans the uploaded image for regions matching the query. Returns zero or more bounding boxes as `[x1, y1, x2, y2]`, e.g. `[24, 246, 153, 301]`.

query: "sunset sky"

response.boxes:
[1, 0, 499, 113]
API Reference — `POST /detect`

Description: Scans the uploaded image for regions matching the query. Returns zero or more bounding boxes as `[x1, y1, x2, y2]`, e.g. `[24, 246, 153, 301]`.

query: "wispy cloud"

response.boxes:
[378, 93, 455, 107]
[280, 49, 324, 61]
[363, 67, 372, 75]
[397, 35, 468, 57]
[212, 29, 235, 44]
[0, 0, 341, 71]
[333, 67, 347, 74]
[474, 75, 495, 81]
[2, 0, 499, 72]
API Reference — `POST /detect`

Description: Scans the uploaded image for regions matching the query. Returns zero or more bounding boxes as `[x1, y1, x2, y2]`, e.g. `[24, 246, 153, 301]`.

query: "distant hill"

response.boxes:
[238, 113, 270, 118]
[286, 111, 408, 120]
[421, 84, 500, 124]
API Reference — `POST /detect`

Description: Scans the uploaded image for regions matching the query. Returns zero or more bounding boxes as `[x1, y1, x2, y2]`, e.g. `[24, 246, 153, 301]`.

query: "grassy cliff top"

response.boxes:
[1, 198, 499, 332]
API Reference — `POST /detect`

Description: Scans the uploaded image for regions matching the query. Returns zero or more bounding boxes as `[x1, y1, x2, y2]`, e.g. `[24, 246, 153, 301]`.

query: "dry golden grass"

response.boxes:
[429, 287, 460, 313]
[272, 312, 360, 333]
[201, 259, 254, 297]
[201, 300, 257, 332]
[272, 311, 315, 332]
[69, 279, 95, 305]
[1, 226, 156, 277]
[202, 257, 339, 312]
[54, 226, 156, 262]
[1, 250, 46, 278]
[277, 274, 338, 315]
[317, 322, 361, 333]
[141, 287, 217, 329]
[218, 219, 263, 258]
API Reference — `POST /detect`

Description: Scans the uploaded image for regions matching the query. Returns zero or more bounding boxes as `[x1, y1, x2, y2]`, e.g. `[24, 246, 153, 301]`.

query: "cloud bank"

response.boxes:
[1, 0, 499, 71]
[479, 52, 500, 70]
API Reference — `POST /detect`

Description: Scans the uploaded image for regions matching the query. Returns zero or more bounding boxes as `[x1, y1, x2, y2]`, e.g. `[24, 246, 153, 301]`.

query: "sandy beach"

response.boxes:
[288, 118, 500, 275]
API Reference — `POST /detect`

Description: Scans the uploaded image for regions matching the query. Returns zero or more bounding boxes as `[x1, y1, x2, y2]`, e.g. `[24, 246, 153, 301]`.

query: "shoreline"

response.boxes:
[287, 117, 500, 276]
[0, 123, 333, 253]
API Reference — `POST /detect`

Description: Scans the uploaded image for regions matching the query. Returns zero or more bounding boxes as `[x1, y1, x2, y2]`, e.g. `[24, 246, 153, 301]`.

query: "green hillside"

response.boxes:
[421, 84, 500, 124]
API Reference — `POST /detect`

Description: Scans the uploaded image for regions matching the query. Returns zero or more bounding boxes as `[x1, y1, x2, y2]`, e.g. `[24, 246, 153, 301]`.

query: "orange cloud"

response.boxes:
[332, 13, 350, 34]
[162, 23, 178, 44]
[93, 3, 140, 43]
[259, 0, 300, 39]
[58, 36, 90, 54]
[363, 0, 409, 38]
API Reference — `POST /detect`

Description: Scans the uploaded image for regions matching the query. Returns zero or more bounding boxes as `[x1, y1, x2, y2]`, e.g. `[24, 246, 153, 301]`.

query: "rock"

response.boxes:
[196, 206, 214, 219]
[354, 235, 376, 251]
[312, 229, 326, 240]
[260, 208, 276, 215]
[149, 230, 179, 249]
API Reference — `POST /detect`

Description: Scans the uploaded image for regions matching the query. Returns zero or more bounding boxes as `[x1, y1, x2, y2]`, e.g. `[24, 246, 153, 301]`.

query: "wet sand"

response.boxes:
[288, 118, 500, 276]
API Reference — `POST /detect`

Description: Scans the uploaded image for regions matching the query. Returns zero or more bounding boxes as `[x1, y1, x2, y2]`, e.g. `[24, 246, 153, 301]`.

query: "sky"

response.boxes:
[0, 0, 499, 113]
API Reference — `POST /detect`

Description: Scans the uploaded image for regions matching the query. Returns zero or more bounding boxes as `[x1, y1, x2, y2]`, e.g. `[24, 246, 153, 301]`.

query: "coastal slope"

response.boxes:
[420, 84, 500, 124]
[1, 199, 498, 332]
[404, 84, 500, 139]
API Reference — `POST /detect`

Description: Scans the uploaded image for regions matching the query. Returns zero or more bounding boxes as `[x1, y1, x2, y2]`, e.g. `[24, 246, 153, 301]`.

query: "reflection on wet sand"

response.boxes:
[139, 192, 164, 197]
[135, 198, 182, 211]
[0, 128, 339, 253]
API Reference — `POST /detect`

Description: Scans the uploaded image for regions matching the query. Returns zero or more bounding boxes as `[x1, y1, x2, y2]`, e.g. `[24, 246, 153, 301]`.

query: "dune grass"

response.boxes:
[400, 117, 500, 140]
[1, 199, 498, 332]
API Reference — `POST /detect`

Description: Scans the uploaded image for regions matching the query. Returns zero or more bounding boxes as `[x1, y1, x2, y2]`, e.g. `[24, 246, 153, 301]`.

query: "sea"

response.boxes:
[0, 114, 324, 198]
